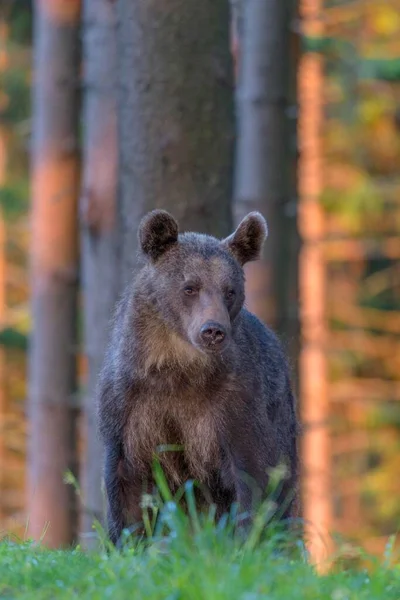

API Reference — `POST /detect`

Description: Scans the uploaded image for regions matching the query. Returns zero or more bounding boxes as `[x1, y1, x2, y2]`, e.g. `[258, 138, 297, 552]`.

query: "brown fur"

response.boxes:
[97, 210, 298, 544]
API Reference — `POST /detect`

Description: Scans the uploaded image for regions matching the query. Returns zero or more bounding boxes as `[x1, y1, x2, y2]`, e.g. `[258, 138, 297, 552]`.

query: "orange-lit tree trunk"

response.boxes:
[0, 16, 7, 530]
[0, 217, 4, 529]
[117, 0, 234, 286]
[232, 0, 298, 336]
[298, 0, 332, 567]
[28, 0, 81, 547]
[79, 0, 117, 545]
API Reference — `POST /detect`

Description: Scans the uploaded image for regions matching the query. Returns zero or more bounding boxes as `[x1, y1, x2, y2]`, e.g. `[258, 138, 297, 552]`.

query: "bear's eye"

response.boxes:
[184, 286, 197, 296]
[226, 289, 236, 301]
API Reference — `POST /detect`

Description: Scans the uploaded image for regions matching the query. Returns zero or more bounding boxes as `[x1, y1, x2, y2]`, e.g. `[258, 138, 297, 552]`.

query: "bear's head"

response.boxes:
[137, 209, 268, 355]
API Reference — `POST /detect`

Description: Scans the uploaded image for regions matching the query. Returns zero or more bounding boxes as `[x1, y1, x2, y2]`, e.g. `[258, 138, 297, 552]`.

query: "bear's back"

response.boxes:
[234, 308, 292, 394]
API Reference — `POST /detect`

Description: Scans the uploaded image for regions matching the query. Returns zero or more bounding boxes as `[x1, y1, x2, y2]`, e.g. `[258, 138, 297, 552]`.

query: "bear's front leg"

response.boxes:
[105, 443, 151, 545]
[104, 440, 127, 545]
[220, 423, 276, 530]
[231, 453, 270, 527]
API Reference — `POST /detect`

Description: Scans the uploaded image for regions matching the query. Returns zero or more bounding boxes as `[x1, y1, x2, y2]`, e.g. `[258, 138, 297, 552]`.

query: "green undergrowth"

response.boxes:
[0, 531, 399, 600]
[0, 464, 399, 599]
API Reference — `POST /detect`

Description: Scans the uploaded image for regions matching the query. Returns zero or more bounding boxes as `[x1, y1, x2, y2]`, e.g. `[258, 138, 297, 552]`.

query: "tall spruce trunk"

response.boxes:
[233, 0, 299, 345]
[116, 0, 234, 285]
[299, 0, 332, 566]
[0, 16, 7, 529]
[79, 0, 118, 546]
[27, 0, 81, 547]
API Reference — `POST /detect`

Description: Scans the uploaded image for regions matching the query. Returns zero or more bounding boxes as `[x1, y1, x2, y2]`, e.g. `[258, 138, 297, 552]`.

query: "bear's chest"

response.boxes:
[123, 384, 225, 486]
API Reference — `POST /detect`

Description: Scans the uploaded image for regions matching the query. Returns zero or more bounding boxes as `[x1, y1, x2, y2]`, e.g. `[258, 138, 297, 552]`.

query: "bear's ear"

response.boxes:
[138, 210, 179, 261]
[222, 212, 268, 266]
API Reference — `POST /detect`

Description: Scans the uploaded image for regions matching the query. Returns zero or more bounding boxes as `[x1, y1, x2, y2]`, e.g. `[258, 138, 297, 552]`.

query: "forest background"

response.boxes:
[1, 0, 400, 563]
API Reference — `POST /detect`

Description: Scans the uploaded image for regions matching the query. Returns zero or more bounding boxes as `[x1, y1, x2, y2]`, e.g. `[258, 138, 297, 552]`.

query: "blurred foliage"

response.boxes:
[0, 182, 28, 220]
[0, 328, 27, 351]
[0, 0, 31, 535]
[321, 0, 400, 546]
[1, 69, 30, 125]
[8, 1, 32, 44]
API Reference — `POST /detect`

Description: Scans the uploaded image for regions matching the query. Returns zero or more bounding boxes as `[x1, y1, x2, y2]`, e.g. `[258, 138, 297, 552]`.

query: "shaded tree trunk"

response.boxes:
[232, 0, 299, 342]
[116, 0, 234, 286]
[282, 2, 301, 380]
[231, 0, 301, 519]
[27, 0, 81, 547]
[79, 0, 118, 546]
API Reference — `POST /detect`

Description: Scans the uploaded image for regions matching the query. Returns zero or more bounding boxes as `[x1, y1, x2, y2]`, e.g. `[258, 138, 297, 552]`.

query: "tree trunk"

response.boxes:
[298, 0, 333, 567]
[0, 16, 7, 530]
[282, 2, 301, 379]
[233, 0, 297, 334]
[27, 0, 81, 547]
[79, 0, 118, 546]
[116, 0, 234, 286]
[231, 0, 301, 520]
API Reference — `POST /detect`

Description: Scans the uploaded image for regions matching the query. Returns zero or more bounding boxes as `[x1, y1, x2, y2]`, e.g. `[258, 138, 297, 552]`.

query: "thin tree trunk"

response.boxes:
[0, 16, 7, 530]
[116, 0, 234, 286]
[0, 214, 5, 529]
[281, 2, 301, 379]
[233, 0, 294, 331]
[79, 0, 118, 546]
[298, 0, 332, 567]
[27, 0, 81, 547]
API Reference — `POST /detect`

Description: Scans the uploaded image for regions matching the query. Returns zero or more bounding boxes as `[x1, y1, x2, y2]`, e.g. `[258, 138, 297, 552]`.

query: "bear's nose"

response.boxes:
[200, 321, 226, 346]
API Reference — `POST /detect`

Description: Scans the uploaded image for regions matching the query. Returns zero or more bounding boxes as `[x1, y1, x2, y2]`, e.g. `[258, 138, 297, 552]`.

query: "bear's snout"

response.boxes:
[201, 321, 226, 344]
[198, 320, 229, 352]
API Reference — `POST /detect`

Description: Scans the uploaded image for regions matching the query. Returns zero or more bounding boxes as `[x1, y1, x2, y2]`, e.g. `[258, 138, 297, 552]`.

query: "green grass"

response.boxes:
[1, 468, 399, 599]
[0, 531, 399, 600]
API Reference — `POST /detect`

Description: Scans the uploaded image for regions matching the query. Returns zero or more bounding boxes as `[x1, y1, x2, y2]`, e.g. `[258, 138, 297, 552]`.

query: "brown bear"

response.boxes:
[97, 209, 298, 544]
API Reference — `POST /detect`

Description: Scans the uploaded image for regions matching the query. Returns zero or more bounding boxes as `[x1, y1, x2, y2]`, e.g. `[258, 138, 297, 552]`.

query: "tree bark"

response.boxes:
[116, 0, 234, 286]
[298, 0, 333, 567]
[282, 1, 301, 379]
[233, 0, 297, 334]
[79, 0, 118, 546]
[27, 0, 81, 547]
[0, 16, 7, 530]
